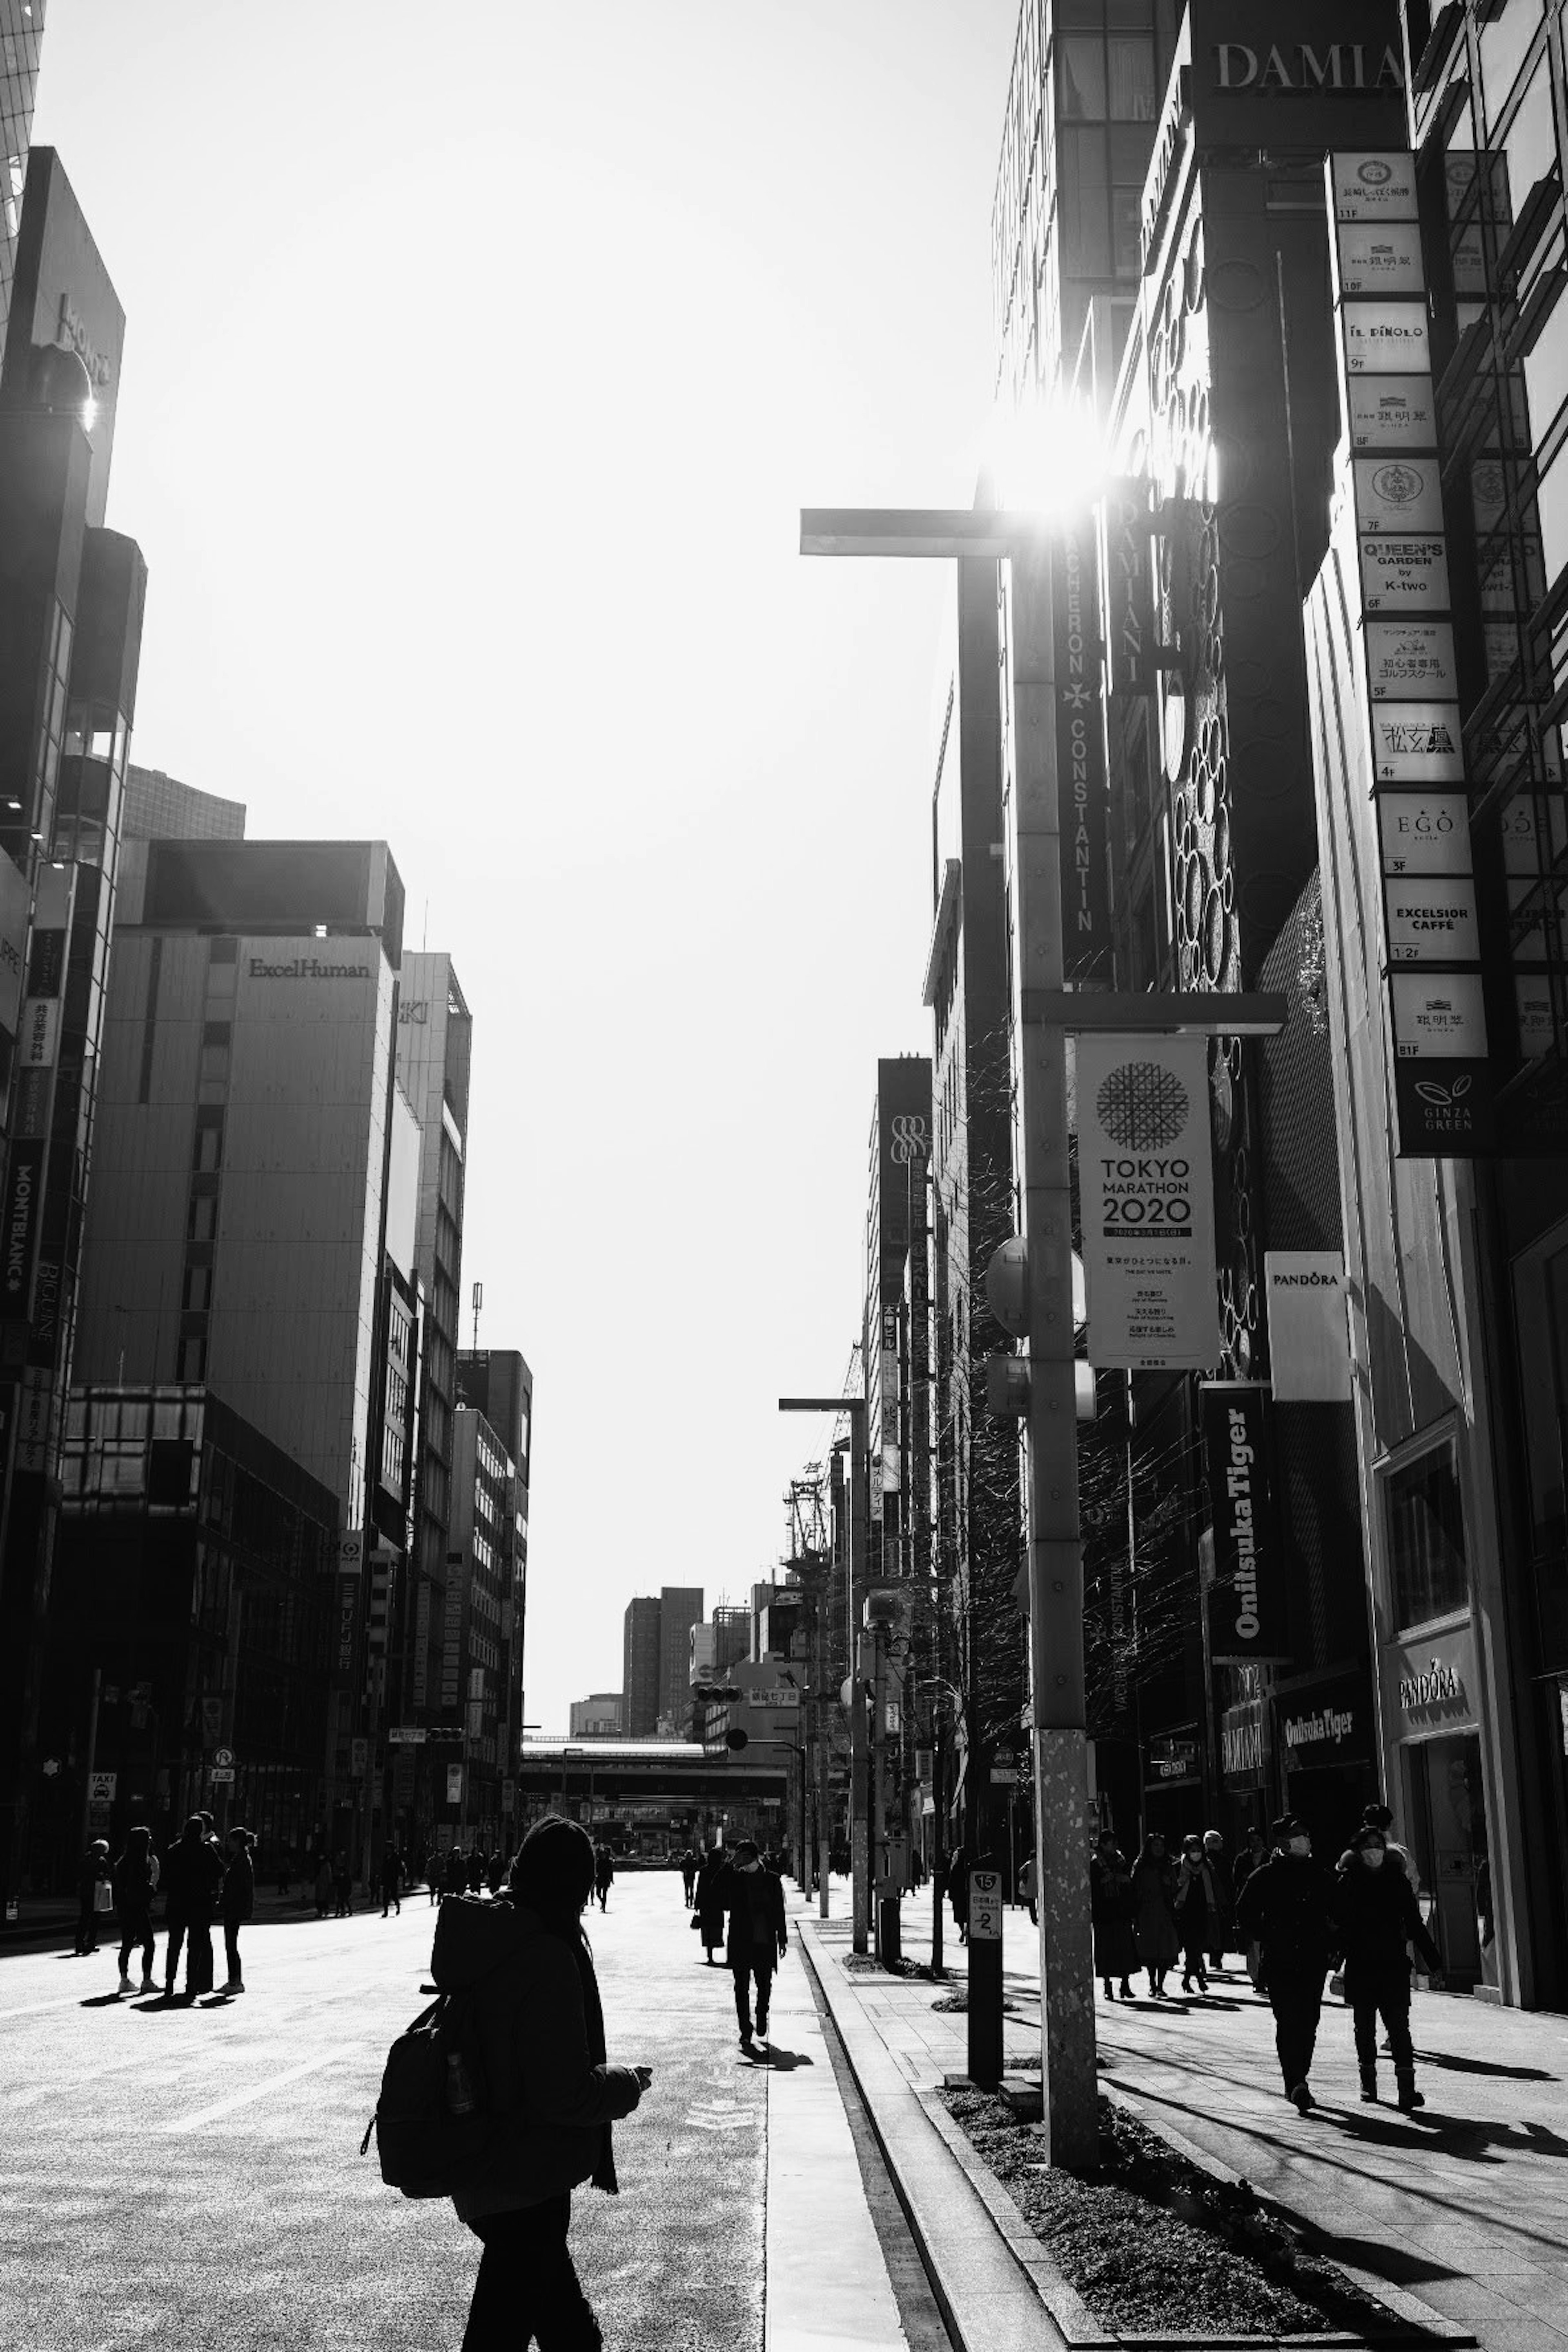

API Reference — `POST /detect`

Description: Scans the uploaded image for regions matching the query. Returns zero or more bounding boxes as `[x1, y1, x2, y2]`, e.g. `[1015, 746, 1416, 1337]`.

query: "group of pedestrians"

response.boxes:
[76, 1813, 256, 2000]
[1088, 1805, 1441, 2114]
[1089, 1825, 1239, 1998]
[686, 1839, 789, 2051]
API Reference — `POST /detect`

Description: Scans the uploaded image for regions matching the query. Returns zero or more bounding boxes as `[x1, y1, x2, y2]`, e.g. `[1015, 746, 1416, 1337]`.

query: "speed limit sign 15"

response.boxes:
[969, 1868, 1003, 1942]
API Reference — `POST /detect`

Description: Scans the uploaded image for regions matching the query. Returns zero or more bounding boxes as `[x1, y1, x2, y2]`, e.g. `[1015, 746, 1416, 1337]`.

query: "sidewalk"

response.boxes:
[2, 1878, 434, 1954]
[793, 1891, 1568, 2352]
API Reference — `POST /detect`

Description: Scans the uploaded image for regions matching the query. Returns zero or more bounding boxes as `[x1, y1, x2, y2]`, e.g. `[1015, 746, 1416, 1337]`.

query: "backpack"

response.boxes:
[361, 1980, 493, 2198]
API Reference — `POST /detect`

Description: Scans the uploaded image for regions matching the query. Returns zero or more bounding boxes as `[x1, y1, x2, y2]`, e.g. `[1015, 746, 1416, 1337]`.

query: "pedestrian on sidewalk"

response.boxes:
[445, 1846, 468, 1897]
[441, 1815, 650, 2352]
[946, 1846, 971, 1946]
[112, 1826, 158, 1994]
[1131, 1834, 1179, 1996]
[592, 1844, 614, 1912]
[1174, 1833, 1218, 1993]
[694, 1845, 725, 1964]
[74, 1838, 112, 1956]
[715, 1838, 788, 2051]
[468, 1849, 487, 1895]
[680, 1846, 698, 1904]
[1332, 1825, 1443, 2110]
[220, 1826, 255, 1993]
[379, 1842, 404, 1918]
[1234, 1814, 1337, 2114]
[1089, 1832, 1138, 2000]
[314, 1856, 334, 1918]
[1017, 1853, 1038, 1925]
[163, 1815, 223, 1999]
[332, 1850, 352, 1918]
[1201, 1830, 1235, 1969]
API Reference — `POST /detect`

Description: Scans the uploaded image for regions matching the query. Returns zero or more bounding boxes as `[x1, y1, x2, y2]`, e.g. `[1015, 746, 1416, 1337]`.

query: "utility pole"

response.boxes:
[801, 503, 1285, 2167]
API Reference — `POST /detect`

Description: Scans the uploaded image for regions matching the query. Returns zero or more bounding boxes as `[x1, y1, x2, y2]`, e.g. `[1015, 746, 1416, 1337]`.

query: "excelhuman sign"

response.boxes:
[1077, 1033, 1219, 1370]
[248, 956, 370, 980]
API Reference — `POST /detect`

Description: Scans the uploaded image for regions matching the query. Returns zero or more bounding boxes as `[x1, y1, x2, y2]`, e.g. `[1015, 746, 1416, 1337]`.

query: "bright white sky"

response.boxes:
[35, 0, 1020, 1731]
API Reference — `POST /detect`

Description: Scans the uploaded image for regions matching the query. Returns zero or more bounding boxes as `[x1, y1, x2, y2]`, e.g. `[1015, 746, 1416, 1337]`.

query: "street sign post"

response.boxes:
[87, 1771, 116, 1804]
[967, 1867, 1004, 2089]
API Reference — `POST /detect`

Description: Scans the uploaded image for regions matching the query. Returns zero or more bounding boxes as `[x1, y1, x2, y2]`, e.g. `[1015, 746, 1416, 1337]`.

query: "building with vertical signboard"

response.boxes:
[0, 0, 46, 348]
[967, 0, 1568, 2003]
[862, 1056, 933, 1585]
[442, 1398, 525, 1853]
[1291, 0, 1568, 2008]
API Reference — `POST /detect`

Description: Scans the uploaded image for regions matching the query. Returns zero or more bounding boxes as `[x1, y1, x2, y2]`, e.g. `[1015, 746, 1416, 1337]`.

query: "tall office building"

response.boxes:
[395, 956, 471, 1767]
[122, 764, 245, 844]
[445, 1398, 526, 1848]
[0, 146, 147, 1908]
[0, 1, 48, 348]
[657, 1585, 704, 1733]
[74, 837, 412, 1511]
[621, 1596, 661, 1737]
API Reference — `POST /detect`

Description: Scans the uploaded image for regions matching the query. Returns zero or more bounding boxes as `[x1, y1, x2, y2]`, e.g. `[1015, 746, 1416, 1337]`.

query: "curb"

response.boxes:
[797, 1919, 1473, 2352]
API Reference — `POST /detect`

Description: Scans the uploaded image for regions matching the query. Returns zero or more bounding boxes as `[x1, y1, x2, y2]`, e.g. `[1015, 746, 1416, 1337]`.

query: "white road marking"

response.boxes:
[161, 2041, 362, 2131]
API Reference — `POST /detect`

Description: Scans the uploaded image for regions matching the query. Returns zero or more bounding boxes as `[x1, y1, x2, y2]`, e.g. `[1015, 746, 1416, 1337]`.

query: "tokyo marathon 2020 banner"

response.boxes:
[1078, 1033, 1220, 1372]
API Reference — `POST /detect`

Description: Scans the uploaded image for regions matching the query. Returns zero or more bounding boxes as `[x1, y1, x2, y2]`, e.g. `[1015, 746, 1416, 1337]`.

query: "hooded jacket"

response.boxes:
[431, 1895, 642, 2223]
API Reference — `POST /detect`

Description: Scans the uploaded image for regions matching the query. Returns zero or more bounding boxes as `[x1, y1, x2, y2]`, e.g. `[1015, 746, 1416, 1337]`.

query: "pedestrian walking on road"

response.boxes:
[1131, 1834, 1179, 1996]
[74, 1838, 112, 1956]
[1332, 1825, 1443, 2110]
[680, 1846, 698, 1904]
[112, 1826, 158, 1993]
[715, 1838, 788, 2051]
[379, 1843, 403, 1918]
[1017, 1853, 1038, 1925]
[220, 1826, 255, 1993]
[332, 1850, 352, 1918]
[314, 1857, 334, 1918]
[592, 1844, 614, 1912]
[444, 1846, 468, 1897]
[439, 1814, 650, 2352]
[1201, 1830, 1235, 1968]
[1174, 1833, 1218, 1993]
[163, 1815, 223, 1998]
[694, 1846, 726, 1964]
[467, 1849, 486, 1896]
[1089, 1832, 1138, 2001]
[1359, 1802, 1416, 1880]
[1235, 1814, 1337, 2114]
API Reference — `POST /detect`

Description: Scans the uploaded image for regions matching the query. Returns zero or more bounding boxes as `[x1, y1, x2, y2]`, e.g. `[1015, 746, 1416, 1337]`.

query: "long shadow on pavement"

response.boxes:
[1414, 2048, 1559, 2082]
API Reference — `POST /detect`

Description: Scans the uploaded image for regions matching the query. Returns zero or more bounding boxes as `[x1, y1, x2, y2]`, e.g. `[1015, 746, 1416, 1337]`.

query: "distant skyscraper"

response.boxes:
[569, 1693, 622, 1739]
[622, 1597, 660, 1737]
[657, 1585, 703, 1731]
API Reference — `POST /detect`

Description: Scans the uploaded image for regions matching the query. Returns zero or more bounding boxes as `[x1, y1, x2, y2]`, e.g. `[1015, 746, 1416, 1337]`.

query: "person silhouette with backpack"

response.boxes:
[419, 1816, 650, 2349]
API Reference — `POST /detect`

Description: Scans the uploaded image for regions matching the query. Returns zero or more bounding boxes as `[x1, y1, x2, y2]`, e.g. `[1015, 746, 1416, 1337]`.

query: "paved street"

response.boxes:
[0, 1875, 923, 2352]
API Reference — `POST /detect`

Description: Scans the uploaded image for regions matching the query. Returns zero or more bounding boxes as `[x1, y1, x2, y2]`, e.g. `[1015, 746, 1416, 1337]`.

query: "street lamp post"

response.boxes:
[780, 1395, 867, 1947]
[801, 506, 1285, 2166]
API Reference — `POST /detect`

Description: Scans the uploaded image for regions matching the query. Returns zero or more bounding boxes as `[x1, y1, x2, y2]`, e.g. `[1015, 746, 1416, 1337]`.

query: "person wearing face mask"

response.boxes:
[1332, 1826, 1443, 2110]
[1234, 1815, 1337, 2114]
[715, 1838, 788, 2052]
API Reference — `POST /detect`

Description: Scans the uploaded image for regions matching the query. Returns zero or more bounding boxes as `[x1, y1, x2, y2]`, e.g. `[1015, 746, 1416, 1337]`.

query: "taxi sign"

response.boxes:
[969, 1868, 1004, 1941]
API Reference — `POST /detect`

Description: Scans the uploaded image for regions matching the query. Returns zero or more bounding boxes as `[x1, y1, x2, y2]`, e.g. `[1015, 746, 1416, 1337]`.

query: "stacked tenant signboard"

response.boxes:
[1322, 151, 1554, 1153]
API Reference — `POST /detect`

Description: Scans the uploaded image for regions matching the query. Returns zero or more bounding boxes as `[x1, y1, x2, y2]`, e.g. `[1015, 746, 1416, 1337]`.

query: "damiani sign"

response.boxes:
[1213, 44, 1403, 93]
